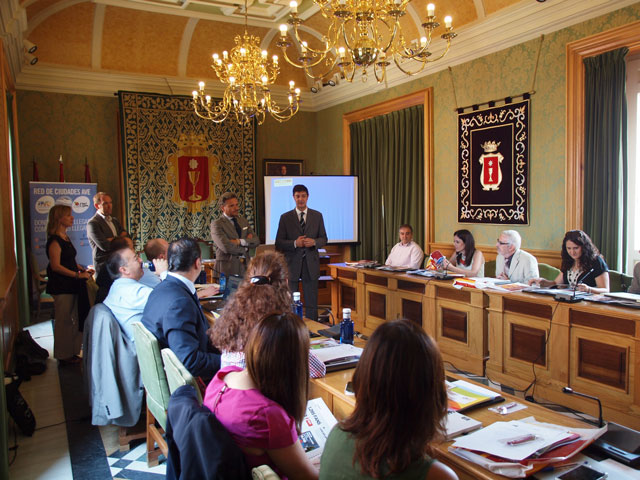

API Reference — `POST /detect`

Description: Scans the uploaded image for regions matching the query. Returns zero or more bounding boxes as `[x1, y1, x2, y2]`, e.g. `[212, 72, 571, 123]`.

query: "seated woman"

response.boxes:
[209, 251, 325, 377]
[442, 229, 485, 277]
[529, 230, 609, 294]
[319, 319, 457, 480]
[204, 312, 318, 480]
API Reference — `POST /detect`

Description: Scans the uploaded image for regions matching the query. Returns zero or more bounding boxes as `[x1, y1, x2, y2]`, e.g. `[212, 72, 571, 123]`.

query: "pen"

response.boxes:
[500, 402, 518, 414]
[506, 434, 536, 445]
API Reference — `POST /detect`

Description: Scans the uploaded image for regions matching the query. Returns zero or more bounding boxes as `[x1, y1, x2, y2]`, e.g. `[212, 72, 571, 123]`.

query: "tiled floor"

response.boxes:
[7, 318, 166, 480]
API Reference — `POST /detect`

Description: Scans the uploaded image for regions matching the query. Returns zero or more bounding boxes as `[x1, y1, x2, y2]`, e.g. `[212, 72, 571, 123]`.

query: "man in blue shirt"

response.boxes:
[103, 246, 153, 342]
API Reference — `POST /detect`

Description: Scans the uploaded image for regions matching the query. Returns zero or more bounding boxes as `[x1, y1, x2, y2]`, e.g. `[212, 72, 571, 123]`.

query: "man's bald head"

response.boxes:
[144, 238, 169, 261]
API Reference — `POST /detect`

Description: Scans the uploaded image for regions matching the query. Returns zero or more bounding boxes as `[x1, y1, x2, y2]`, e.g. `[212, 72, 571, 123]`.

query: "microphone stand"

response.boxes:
[562, 386, 604, 427]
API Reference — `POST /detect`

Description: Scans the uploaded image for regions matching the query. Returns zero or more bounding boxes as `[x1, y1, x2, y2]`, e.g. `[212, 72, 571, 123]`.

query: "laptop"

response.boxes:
[201, 274, 243, 312]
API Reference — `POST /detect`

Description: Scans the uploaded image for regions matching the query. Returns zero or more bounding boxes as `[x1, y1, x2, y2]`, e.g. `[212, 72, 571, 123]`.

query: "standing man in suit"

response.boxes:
[87, 192, 128, 275]
[141, 238, 220, 381]
[495, 230, 539, 283]
[210, 192, 260, 278]
[276, 184, 327, 320]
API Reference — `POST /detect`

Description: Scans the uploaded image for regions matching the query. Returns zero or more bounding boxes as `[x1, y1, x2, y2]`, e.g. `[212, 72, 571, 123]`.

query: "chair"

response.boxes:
[29, 253, 53, 321]
[484, 260, 496, 278]
[132, 322, 171, 467]
[83, 304, 145, 452]
[538, 263, 561, 282]
[609, 270, 634, 292]
[161, 348, 203, 404]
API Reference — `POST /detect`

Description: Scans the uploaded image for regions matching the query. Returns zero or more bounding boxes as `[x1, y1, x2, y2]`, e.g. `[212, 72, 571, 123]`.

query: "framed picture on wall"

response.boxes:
[264, 159, 303, 176]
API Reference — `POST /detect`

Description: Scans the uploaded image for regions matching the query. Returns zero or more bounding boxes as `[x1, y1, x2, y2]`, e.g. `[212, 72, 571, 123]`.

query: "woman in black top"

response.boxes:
[529, 230, 609, 294]
[46, 205, 93, 364]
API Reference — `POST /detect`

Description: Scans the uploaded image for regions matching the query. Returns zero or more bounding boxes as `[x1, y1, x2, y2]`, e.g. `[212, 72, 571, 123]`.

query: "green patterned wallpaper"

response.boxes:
[16, 91, 121, 219]
[312, 4, 640, 251]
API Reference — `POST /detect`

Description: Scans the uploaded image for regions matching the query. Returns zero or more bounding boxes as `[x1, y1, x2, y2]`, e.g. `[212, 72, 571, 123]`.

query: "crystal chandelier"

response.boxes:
[192, 0, 301, 125]
[276, 1, 456, 83]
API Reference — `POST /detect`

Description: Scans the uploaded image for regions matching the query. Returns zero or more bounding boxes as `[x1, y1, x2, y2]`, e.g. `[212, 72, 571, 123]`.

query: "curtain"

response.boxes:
[351, 105, 424, 262]
[583, 47, 628, 271]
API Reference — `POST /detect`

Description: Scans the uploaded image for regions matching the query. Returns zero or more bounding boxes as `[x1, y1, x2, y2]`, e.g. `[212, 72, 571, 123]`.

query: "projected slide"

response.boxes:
[264, 176, 358, 244]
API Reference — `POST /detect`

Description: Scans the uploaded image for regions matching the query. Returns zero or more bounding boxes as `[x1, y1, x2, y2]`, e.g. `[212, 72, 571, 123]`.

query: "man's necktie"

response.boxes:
[299, 211, 306, 232]
[232, 217, 242, 238]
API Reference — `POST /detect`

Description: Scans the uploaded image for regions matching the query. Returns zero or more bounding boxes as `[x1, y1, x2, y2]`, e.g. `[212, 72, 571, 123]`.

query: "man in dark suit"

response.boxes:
[87, 192, 128, 275]
[210, 192, 260, 278]
[276, 184, 327, 320]
[141, 238, 220, 381]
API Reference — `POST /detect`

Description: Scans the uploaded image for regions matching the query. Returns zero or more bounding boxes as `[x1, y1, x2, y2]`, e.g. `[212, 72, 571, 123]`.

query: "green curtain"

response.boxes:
[351, 105, 424, 262]
[583, 48, 628, 272]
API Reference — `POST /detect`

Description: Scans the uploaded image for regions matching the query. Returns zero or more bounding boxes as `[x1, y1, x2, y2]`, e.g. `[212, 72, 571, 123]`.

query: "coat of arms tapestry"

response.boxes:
[457, 100, 529, 225]
[118, 91, 256, 247]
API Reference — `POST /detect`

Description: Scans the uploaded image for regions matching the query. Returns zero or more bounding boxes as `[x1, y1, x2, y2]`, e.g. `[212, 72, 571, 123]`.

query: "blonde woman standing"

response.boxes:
[46, 205, 93, 365]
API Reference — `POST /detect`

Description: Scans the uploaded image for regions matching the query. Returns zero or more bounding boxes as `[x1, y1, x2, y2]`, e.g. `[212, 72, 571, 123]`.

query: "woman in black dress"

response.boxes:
[46, 205, 93, 365]
[529, 229, 609, 294]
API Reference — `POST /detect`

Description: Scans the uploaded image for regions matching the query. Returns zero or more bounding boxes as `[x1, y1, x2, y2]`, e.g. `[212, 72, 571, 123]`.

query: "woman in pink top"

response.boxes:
[204, 312, 318, 480]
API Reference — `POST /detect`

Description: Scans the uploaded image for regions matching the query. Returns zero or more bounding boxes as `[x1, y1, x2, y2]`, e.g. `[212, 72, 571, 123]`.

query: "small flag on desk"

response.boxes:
[33, 158, 39, 181]
[84, 157, 91, 183]
[58, 155, 64, 182]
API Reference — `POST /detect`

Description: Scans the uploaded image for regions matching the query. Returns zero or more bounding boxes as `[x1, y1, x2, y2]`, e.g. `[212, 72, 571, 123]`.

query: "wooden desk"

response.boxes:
[305, 320, 592, 480]
[329, 264, 488, 375]
[328, 264, 640, 430]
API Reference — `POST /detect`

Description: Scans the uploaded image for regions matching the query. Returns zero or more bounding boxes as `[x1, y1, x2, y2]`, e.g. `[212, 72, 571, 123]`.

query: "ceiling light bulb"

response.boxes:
[280, 24, 288, 34]
[427, 3, 435, 16]
[444, 16, 452, 28]
[199, 81, 205, 89]
[290, 1, 298, 13]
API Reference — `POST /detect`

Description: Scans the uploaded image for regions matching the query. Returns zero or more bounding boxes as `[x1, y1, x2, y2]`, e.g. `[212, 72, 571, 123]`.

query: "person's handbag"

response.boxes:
[5, 375, 36, 436]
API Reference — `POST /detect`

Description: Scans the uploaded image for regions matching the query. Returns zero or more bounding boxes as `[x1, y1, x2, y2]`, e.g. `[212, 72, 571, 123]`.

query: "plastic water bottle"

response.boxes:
[340, 308, 354, 345]
[142, 261, 155, 272]
[219, 272, 227, 294]
[292, 292, 304, 319]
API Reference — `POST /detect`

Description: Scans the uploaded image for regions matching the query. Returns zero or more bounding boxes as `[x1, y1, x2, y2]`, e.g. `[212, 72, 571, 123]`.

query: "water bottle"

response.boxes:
[292, 292, 304, 318]
[196, 264, 207, 284]
[142, 260, 155, 272]
[340, 308, 354, 345]
[219, 272, 227, 294]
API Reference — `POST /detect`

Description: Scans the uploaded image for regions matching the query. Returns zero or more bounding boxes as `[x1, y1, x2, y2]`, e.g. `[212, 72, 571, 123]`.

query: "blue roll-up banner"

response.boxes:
[30, 182, 97, 272]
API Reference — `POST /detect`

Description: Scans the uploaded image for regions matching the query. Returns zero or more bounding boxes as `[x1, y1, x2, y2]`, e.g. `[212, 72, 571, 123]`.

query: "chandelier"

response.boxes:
[276, 1, 456, 83]
[192, 0, 301, 125]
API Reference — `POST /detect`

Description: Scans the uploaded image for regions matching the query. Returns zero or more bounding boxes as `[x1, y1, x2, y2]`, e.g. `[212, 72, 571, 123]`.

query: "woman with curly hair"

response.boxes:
[529, 229, 609, 294]
[209, 250, 325, 377]
[319, 319, 457, 480]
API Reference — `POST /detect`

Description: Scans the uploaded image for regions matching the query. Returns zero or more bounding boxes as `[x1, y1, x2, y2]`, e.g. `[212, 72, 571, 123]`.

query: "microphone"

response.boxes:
[562, 386, 604, 427]
[554, 268, 595, 303]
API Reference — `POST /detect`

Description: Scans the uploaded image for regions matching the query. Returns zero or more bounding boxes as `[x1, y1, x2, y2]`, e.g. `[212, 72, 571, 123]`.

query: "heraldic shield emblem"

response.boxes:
[457, 100, 529, 225]
[167, 133, 222, 212]
[479, 141, 504, 191]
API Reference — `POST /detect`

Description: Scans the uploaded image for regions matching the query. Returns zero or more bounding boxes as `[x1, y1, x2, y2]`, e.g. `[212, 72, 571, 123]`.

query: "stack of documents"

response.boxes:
[448, 417, 607, 478]
[447, 379, 504, 413]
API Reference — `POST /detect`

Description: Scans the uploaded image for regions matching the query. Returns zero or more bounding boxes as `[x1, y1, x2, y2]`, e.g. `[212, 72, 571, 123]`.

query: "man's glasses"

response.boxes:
[497, 239, 510, 246]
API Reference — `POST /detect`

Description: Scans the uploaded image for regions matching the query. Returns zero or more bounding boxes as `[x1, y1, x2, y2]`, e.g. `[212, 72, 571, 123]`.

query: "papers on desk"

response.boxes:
[447, 379, 504, 413]
[449, 417, 607, 478]
[444, 411, 483, 439]
[453, 277, 528, 291]
[310, 339, 363, 372]
[299, 398, 337, 460]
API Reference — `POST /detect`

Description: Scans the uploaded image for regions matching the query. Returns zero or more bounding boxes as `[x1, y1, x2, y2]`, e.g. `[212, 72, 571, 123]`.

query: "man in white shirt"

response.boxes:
[495, 230, 539, 283]
[87, 192, 129, 274]
[385, 224, 424, 269]
[103, 246, 153, 342]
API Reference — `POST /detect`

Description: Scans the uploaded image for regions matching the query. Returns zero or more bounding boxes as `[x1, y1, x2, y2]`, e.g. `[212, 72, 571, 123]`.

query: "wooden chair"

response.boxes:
[161, 348, 202, 404]
[132, 322, 171, 467]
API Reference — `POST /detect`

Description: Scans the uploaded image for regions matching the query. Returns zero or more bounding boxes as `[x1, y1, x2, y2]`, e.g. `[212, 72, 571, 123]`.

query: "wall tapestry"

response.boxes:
[119, 91, 255, 247]
[457, 99, 529, 225]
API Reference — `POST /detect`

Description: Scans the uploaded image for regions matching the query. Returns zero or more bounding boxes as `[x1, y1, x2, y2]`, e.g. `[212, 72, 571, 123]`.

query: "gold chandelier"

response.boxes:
[276, 1, 456, 83]
[192, 0, 301, 125]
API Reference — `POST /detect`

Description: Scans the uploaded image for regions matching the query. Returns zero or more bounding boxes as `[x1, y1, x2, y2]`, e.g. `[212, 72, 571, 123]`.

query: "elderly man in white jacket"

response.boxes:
[495, 230, 539, 283]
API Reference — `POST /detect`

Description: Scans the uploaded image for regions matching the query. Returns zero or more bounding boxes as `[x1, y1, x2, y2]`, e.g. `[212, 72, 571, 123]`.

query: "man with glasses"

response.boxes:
[495, 230, 539, 283]
[103, 246, 153, 342]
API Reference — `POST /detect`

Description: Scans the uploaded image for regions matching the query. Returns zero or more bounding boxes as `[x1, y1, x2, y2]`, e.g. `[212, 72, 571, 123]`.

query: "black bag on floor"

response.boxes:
[15, 330, 49, 360]
[5, 376, 36, 436]
[14, 330, 48, 380]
